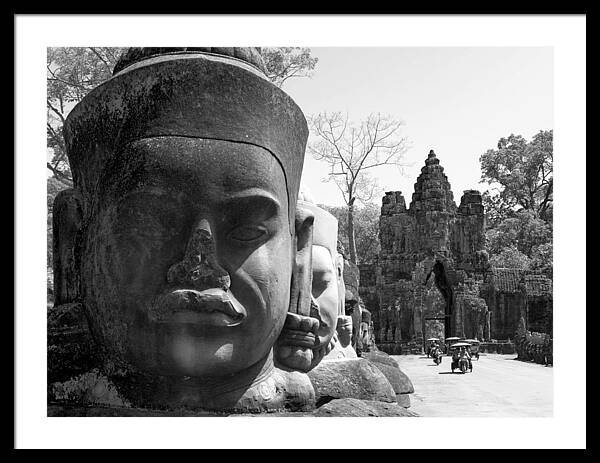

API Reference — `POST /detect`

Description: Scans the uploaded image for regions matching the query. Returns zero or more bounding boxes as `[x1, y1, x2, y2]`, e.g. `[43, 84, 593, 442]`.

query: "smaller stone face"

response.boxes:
[309, 244, 340, 362]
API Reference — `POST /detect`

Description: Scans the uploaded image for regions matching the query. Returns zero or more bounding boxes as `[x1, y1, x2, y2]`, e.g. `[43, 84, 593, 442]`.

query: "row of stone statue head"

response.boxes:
[52, 47, 366, 411]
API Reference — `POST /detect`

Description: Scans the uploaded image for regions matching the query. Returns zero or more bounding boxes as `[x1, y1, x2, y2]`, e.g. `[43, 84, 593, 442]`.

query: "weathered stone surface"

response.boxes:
[52, 189, 83, 306]
[312, 398, 418, 417]
[48, 404, 227, 417]
[367, 360, 414, 394]
[53, 47, 320, 413]
[360, 350, 399, 368]
[307, 358, 396, 405]
[396, 393, 411, 408]
[47, 303, 101, 384]
[50, 396, 418, 417]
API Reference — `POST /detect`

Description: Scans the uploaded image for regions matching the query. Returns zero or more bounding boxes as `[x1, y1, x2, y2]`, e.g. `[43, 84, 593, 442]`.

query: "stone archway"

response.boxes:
[430, 260, 453, 338]
[422, 279, 446, 342]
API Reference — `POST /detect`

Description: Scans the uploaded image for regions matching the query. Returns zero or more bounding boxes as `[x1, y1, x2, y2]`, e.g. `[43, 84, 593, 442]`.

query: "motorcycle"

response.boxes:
[458, 356, 469, 373]
[451, 355, 472, 373]
[451, 356, 469, 373]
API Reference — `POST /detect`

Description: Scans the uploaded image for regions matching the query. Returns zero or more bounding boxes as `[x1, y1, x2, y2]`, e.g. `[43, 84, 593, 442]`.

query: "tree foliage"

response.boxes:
[47, 47, 127, 185]
[321, 203, 381, 264]
[480, 130, 553, 226]
[260, 47, 318, 88]
[308, 112, 408, 263]
[480, 130, 553, 277]
[489, 246, 532, 271]
[485, 210, 552, 258]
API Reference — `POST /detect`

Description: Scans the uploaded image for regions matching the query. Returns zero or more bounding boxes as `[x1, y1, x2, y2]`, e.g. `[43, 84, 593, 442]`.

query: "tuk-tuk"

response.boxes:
[449, 342, 473, 373]
[463, 339, 481, 360]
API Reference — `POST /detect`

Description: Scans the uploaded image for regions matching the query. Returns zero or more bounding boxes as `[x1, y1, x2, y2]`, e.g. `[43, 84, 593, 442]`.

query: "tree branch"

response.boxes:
[47, 163, 73, 185]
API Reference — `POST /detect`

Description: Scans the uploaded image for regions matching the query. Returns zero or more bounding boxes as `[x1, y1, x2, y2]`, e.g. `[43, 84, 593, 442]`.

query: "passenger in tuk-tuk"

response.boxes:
[459, 346, 473, 371]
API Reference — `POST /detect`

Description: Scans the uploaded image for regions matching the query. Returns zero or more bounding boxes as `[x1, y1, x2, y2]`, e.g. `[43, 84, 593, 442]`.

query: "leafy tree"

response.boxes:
[480, 130, 553, 276]
[489, 245, 532, 270]
[47, 47, 127, 185]
[530, 242, 553, 276]
[260, 47, 318, 88]
[485, 210, 552, 258]
[308, 112, 408, 264]
[480, 130, 553, 225]
[321, 203, 381, 264]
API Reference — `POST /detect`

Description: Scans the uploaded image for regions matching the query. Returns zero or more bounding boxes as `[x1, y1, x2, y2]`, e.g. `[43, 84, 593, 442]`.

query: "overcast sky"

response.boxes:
[284, 47, 553, 207]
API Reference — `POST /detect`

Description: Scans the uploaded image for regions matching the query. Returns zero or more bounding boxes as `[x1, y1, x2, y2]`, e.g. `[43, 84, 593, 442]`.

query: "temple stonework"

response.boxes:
[358, 150, 553, 355]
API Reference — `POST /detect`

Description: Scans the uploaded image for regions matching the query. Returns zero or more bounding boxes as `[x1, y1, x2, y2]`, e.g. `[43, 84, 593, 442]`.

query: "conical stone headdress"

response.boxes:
[64, 47, 308, 229]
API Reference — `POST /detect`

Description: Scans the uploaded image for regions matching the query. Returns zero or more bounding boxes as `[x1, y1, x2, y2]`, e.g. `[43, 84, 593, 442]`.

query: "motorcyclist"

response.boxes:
[429, 341, 438, 357]
[459, 346, 472, 371]
[430, 343, 438, 360]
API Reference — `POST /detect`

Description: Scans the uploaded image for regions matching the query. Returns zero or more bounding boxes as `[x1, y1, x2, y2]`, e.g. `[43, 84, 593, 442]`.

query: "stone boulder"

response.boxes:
[396, 394, 411, 408]
[307, 358, 396, 405]
[312, 398, 418, 417]
[360, 350, 399, 368]
[367, 360, 414, 394]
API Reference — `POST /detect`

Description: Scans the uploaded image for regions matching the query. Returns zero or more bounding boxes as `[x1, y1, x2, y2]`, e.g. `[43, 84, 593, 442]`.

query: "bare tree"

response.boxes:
[308, 112, 408, 264]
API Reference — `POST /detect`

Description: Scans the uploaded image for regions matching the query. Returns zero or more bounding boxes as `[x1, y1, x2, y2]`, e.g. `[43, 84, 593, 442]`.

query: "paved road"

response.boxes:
[391, 353, 553, 417]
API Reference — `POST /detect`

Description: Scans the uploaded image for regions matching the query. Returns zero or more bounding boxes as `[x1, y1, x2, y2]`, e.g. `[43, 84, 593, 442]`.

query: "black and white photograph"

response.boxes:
[15, 14, 586, 449]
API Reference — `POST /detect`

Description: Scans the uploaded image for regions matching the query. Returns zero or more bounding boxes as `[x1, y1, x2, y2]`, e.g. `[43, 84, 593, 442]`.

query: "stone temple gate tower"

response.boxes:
[359, 150, 491, 353]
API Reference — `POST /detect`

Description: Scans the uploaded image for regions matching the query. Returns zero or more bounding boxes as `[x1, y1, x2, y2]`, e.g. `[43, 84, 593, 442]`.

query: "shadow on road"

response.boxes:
[438, 372, 456, 375]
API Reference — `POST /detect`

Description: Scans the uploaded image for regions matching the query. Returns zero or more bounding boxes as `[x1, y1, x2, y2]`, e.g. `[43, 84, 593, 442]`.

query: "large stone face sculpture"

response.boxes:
[54, 47, 316, 413]
[295, 194, 358, 363]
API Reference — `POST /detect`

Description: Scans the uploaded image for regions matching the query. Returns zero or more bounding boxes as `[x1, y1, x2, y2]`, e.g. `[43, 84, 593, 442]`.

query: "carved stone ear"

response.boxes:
[52, 188, 83, 306]
[275, 205, 319, 372]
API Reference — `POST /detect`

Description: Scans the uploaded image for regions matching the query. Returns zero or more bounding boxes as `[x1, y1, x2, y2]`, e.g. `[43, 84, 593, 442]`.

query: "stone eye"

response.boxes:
[228, 225, 267, 243]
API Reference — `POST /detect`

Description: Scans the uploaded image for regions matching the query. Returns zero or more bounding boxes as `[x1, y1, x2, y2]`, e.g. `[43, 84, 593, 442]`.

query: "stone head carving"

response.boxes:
[284, 192, 358, 363]
[55, 48, 315, 411]
[334, 252, 353, 348]
[278, 198, 339, 368]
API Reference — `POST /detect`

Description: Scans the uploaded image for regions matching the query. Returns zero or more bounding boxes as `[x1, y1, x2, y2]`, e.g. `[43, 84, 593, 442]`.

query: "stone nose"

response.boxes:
[166, 219, 231, 291]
